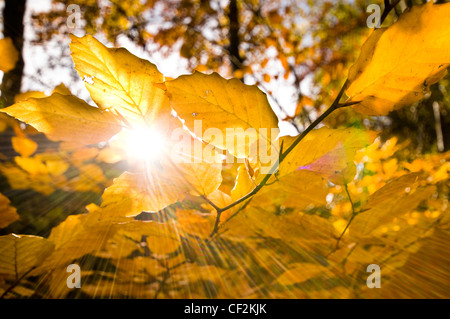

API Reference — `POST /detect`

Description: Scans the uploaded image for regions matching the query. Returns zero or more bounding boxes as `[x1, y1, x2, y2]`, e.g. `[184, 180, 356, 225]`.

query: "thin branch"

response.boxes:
[335, 184, 357, 250]
[207, 79, 351, 238]
[380, 0, 402, 24]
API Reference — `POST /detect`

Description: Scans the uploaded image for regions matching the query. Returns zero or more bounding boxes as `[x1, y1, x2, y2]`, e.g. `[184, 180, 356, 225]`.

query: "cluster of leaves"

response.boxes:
[0, 2, 449, 298]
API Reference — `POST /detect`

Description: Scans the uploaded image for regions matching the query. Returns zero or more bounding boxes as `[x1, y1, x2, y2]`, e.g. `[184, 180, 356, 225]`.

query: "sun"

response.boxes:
[122, 126, 167, 162]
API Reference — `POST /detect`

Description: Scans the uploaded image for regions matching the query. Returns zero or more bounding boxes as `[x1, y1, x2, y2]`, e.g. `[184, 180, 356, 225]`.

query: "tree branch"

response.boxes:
[207, 79, 351, 238]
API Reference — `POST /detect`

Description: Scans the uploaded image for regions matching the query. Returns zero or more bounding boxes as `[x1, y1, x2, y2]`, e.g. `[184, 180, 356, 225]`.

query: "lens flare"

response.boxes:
[123, 126, 166, 162]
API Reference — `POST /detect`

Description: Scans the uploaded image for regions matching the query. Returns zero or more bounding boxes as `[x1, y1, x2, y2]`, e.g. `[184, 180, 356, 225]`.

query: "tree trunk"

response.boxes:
[227, 0, 243, 71]
[1, 0, 26, 107]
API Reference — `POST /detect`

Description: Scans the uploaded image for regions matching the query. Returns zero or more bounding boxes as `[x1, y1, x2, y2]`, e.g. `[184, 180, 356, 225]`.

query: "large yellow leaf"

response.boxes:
[176, 209, 216, 239]
[117, 221, 181, 255]
[0, 193, 18, 229]
[70, 34, 169, 124]
[100, 166, 189, 217]
[178, 162, 223, 196]
[0, 93, 122, 144]
[258, 170, 329, 210]
[36, 214, 117, 272]
[279, 127, 373, 179]
[231, 165, 255, 201]
[165, 72, 279, 163]
[0, 234, 54, 278]
[0, 37, 19, 73]
[346, 2, 450, 115]
[171, 131, 223, 196]
[351, 173, 436, 236]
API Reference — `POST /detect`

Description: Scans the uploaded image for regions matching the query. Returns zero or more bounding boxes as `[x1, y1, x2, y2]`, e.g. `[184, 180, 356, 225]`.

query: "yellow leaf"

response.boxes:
[0, 37, 19, 73]
[174, 134, 223, 196]
[15, 156, 47, 175]
[279, 127, 373, 179]
[346, 2, 450, 115]
[231, 165, 254, 201]
[14, 91, 47, 103]
[117, 221, 181, 255]
[70, 34, 169, 124]
[0, 93, 122, 144]
[0, 193, 18, 228]
[179, 161, 222, 196]
[0, 234, 54, 278]
[37, 214, 117, 272]
[258, 170, 328, 210]
[101, 168, 188, 217]
[11, 136, 38, 157]
[176, 209, 215, 239]
[165, 72, 279, 163]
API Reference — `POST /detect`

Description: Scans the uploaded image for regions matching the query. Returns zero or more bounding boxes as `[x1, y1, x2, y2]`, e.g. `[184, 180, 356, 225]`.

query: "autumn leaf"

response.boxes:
[100, 168, 189, 217]
[70, 34, 169, 125]
[165, 71, 279, 162]
[279, 127, 374, 181]
[0, 234, 54, 278]
[117, 221, 181, 255]
[35, 214, 117, 272]
[346, 2, 450, 115]
[11, 136, 38, 157]
[0, 93, 122, 144]
[0, 37, 19, 73]
[0, 193, 19, 229]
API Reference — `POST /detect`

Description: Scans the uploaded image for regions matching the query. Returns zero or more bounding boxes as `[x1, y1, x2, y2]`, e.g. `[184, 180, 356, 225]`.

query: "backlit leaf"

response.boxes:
[70, 34, 169, 124]
[346, 2, 450, 115]
[165, 71, 279, 162]
[0, 234, 54, 278]
[0, 93, 122, 144]
[0, 37, 19, 73]
[0, 194, 19, 229]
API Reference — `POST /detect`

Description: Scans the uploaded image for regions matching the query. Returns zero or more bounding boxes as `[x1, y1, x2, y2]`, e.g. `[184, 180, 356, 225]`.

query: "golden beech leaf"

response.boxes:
[101, 168, 189, 217]
[351, 173, 436, 236]
[174, 133, 223, 197]
[0, 193, 19, 229]
[255, 170, 328, 210]
[179, 161, 223, 196]
[0, 234, 54, 278]
[70, 34, 169, 124]
[0, 93, 122, 144]
[35, 214, 117, 272]
[0, 37, 19, 73]
[165, 71, 279, 162]
[231, 164, 255, 202]
[279, 127, 374, 179]
[14, 91, 47, 103]
[14, 83, 72, 103]
[117, 221, 181, 255]
[176, 209, 215, 239]
[206, 189, 233, 208]
[346, 2, 450, 115]
[11, 136, 38, 157]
